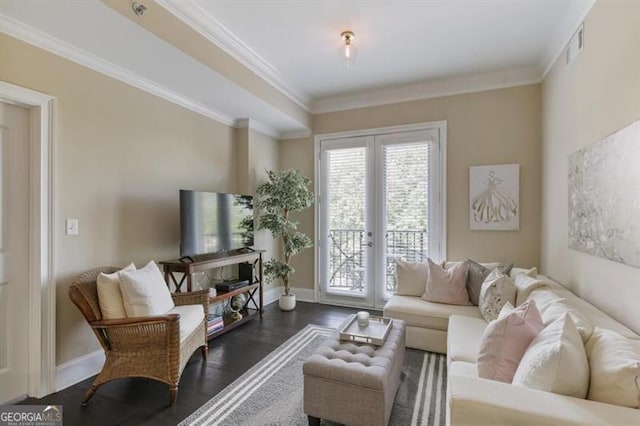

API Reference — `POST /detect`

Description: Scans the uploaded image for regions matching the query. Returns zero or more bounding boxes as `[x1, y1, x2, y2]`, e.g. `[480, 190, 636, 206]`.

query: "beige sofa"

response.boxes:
[383, 269, 640, 425]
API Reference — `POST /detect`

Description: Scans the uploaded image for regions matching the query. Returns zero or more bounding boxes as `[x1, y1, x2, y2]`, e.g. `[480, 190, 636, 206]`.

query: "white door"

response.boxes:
[318, 128, 444, 308]
[0, 102, 30, 403]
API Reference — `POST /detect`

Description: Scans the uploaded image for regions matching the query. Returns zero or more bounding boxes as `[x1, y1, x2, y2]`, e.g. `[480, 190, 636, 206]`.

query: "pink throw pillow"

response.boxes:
[477, 300, 544, 383]
[422, 259, 470, 305]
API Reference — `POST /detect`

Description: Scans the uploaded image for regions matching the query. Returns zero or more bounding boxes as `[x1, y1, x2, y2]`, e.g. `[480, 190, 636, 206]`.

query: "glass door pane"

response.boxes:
[381, 141, 430, 295]
[325, 146, 368, 295]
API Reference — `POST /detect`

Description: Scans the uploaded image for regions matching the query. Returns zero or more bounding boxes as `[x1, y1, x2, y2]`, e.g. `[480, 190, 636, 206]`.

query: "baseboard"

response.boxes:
[55, 349, 104, 392]
[263, 286, 317, 305]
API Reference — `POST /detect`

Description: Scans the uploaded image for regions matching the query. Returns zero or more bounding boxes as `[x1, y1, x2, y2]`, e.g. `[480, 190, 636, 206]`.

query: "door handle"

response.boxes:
[367, 242, 373, 247]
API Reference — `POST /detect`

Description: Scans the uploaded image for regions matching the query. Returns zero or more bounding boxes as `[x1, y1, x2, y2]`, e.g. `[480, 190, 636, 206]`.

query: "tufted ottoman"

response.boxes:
[303, 318, 406, 426]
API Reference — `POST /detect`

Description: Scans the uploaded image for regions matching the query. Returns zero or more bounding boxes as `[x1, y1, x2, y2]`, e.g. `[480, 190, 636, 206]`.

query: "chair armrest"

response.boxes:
[172, 290, 209, 312]
[90, 314, 181, 352]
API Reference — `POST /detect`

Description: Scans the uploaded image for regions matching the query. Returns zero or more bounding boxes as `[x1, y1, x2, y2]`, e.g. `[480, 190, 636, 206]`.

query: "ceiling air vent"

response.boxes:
[566, 24, 584, 65]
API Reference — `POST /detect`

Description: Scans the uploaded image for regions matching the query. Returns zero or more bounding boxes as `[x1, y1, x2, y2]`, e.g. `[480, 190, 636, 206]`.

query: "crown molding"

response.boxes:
[155, 0, 311, 111]
[234, 118, 280, 139]
[279, 129, 312, 140]
[0, 12, 237, 127]
[311, 67, 542, 114]
[539, 0, 595, 78]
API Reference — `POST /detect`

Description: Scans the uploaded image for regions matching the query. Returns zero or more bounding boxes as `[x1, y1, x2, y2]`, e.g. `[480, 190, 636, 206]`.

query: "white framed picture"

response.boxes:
[469, 164, 520, 231]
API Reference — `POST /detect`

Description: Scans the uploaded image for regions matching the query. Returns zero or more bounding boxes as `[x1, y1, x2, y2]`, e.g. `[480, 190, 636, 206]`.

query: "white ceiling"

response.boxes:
[0, 1, 594, 136]
[191, 0, 580, 100]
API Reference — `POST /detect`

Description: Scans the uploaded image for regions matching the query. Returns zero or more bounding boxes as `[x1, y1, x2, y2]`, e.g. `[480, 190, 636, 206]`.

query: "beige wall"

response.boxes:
[281, 84, 542, 289]
[236, 128, 280, 290]
[541, 1, 640, 333]
[1, 33, 237, 365]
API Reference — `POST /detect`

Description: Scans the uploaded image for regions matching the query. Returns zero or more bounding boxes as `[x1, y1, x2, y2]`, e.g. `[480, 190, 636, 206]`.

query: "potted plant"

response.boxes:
[257, 169, 314, 311]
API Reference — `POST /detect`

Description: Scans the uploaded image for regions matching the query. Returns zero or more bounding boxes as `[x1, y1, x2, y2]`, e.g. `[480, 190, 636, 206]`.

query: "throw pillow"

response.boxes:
[478, 269, 517, 322]
[540, 299, 594, 342]
[466, 259, 513, 306]
[97, 263, 136, 319]
[422, 259, 470, 305]
[477, 300, 544, 383]
[119, 261, 175, 317]
[513, 274, 549, 305]
[510, 267, 537, 279]
[585, 327, 640, 408]
[394, 260, 428, 297]
[512, 314, 589, 398]
[526, 288, 563, 312]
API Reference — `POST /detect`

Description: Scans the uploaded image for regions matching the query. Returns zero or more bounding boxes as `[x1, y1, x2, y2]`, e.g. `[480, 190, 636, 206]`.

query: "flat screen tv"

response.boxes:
[180, 190, 254, 257]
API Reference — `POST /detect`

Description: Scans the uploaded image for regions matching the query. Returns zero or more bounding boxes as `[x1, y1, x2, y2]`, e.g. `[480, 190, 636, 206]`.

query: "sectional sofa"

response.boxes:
[383, 267, 640, 425]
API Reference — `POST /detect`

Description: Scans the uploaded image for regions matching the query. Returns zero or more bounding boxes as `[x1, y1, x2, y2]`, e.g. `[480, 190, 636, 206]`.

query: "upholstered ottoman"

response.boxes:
[303, 319, 406, 426]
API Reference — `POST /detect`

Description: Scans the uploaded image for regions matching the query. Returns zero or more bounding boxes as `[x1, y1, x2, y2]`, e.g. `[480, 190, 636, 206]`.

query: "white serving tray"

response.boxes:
[339, 315, 392, 346]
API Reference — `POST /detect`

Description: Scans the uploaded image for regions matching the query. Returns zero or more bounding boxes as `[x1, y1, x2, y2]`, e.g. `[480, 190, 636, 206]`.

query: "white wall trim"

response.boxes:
[539, 0, 595, 78]
[263, 286, 317, 305]
[262, 286, 282, 307]
[279, 129, 312, 140]
[0, 12, 237, 127]
[155, 0, 311, 111]
[55, 350, 104, 392]
[311, 67, 541, 113]
[234, 118, 279, 139]
[0, 81, 56, 398]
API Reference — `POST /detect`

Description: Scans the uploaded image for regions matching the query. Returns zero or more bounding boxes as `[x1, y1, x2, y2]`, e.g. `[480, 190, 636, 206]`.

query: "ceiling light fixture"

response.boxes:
[132, 2, 147, 17]
[338, 31, 358, 67]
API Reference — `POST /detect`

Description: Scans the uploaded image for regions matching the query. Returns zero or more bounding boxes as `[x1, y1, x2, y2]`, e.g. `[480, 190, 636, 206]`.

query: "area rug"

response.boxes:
[181, 325, 447, 426]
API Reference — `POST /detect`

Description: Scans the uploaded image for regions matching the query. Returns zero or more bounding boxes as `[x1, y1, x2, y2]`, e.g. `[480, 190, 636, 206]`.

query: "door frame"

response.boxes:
[0, 81, 56, 399]
[313, 121, 447, 307]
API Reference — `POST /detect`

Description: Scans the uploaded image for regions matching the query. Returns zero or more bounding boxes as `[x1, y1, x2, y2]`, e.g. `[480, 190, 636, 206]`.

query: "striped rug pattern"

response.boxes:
[181, 324, 447, 426]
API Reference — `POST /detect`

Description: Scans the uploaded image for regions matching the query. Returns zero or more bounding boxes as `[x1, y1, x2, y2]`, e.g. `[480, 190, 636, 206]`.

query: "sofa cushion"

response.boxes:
[448, 315, 487, 365]
[119, 261, 175, 317]
[97, 263, 136, 319]
[384, 295, 481, 331]
[512, 314, 589, 398]
[477, 300, 544, 383]
[526, 288, 563, 312]
[513, 274, 549, 305]
[423, 259, 471, 305]
[541, 299, 594, 342]
[585, 327, 640, 408]
[167, 304, 204, 343]
[478, 270, 516, 322]
[466, 260, 513, 306]
[394, 260, 428, 297]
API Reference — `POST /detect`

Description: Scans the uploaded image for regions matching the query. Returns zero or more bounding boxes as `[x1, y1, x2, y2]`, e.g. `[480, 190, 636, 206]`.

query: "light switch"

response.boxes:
[66, 218, 79, 236]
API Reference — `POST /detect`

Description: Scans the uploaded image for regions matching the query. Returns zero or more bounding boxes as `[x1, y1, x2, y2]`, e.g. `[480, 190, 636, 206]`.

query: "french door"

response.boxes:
[317, 125, 445, 308]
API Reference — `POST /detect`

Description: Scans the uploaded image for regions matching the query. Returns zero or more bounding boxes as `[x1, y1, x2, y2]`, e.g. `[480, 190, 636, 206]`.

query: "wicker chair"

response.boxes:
[68, 267, 209, 405]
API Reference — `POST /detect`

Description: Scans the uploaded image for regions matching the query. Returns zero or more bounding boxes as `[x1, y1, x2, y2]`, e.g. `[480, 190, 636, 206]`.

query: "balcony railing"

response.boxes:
[328, 229, 428, 293]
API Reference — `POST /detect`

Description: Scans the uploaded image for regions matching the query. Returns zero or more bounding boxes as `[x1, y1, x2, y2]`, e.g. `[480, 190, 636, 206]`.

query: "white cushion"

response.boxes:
[478, 269, 516, 322]
[167, 305, 205, 343]
[513, 274, 549, 306]
[541, 299, 594, 342]
[119, 261, 175, 317]
[526, 288, 563, 312]
[97, 263, 135, 319]
[383, 295, 482, 331]
[585, 327, 640, 408]
[510, 266, 537, 279]
[394, 260, 428, 297]
[447, 315, 488, 365]
[512, 314, 589, 398]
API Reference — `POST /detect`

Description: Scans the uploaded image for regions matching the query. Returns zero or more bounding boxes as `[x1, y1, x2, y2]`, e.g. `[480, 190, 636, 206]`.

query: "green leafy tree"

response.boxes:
[257, 169, 314, 296]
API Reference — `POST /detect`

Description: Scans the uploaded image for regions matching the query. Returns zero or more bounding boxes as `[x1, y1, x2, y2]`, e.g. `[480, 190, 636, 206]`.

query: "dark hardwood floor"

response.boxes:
[21, 302, 378, 426]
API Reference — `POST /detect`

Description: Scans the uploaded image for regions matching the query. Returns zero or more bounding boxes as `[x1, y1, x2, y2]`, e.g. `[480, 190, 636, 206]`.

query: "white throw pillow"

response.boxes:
[585, 327, 640, 408]
[394, 260, 428, 297]
[478, 269, 517, 322]
[97, 263, 136, 319]
[119, 261, 175, 317]
[526, 288, 563, 312]
[510, 267, 537, 279]
[513, 274, 549, 306]
[541, 299, 594, 342]
[512, 314, 589, 398]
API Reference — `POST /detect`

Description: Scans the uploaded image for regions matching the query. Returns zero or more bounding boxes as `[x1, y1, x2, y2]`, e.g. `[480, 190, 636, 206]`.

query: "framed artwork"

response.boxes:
[469, 164, 520, 231]
[568, 119, 640, 268]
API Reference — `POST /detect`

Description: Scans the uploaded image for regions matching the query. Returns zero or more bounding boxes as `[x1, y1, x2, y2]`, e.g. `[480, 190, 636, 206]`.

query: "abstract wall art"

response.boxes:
[568, 119, 640, 268]
[469, 164, 520, 231]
